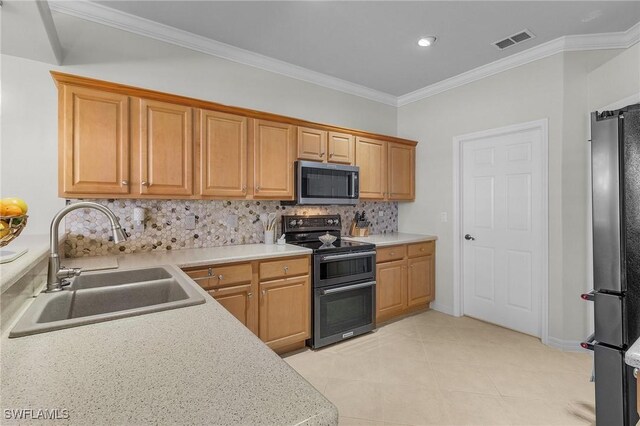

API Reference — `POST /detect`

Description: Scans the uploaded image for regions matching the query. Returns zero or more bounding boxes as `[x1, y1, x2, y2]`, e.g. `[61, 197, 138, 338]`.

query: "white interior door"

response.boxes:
[462, 127, 543, 336]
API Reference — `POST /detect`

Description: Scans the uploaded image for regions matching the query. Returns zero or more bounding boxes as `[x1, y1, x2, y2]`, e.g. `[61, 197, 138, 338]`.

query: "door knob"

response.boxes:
[464, 234, 475, 241]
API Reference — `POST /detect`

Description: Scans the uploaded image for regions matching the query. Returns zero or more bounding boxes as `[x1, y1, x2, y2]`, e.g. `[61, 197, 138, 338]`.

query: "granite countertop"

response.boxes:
[63, 243, 313, 271]
[1, 243, 336, 425]
[343, 232, 437, 247]
[626, 338, 640, 369]
[0, 234, 51, 294]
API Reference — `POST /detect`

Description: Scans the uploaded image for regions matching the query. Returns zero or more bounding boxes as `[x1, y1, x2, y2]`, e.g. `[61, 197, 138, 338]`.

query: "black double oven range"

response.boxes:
[282, 214, 376, 348]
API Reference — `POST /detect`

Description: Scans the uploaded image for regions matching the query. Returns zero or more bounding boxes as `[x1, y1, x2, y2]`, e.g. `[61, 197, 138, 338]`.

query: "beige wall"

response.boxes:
[397, 48, 627, 344]
[1, 14, 397, 236]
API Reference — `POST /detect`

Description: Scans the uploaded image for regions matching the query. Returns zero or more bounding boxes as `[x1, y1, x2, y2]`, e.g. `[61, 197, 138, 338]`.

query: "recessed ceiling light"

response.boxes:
[418, 36, 437, 47]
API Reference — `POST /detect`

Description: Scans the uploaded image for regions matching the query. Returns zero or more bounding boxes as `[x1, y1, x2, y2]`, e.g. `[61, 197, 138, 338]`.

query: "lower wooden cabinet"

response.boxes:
[208, 283, 257, 335]
[183, 255, 310, 353]
[259, 275, 311, 350]
[376, 241, 435, 322]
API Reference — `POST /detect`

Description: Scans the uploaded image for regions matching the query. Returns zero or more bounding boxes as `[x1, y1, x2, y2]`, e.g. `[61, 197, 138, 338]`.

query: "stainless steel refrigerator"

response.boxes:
[583, 103, 640, 425]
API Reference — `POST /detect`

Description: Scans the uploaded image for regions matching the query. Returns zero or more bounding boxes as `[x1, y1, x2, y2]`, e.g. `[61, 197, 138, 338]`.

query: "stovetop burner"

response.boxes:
[282, 214, 375, 254]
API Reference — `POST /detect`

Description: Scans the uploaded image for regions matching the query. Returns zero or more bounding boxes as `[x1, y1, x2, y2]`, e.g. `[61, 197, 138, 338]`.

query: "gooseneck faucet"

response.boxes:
[47, 202, 128, 292]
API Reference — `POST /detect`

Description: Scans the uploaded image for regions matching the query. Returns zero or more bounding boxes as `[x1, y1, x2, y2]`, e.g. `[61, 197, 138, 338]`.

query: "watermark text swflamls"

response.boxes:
[4, 408, 70, 420]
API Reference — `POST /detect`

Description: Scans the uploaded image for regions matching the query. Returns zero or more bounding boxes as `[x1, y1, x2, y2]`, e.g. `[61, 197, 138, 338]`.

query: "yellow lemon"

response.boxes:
[0, 204, 22, 217]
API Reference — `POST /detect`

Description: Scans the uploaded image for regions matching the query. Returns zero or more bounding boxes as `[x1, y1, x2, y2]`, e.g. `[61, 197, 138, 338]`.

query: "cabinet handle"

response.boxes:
[218, 274, 224, 281]
[142, 181, 149, 187]
[284, 266, 289, 274]
[420, 248, 425, 252]
[320, 152, 325, 157]
[390, 252, 395, 255]
[329, 153, 334, 158]
[121, 180, 128, 186]
[248, 292, 253, 298]
[208, 268, 213, 276]
[242, 186, 247, 193]
[256, 186, 261, 191]
[261, 289, 266, 297]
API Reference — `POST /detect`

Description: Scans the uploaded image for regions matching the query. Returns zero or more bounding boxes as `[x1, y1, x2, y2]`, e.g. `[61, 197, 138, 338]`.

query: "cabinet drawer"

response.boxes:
[185, 263, 252, 289]
[377, 245, 406, 263]
[408, 241, 434, 258]
[260, 257, 309, 280]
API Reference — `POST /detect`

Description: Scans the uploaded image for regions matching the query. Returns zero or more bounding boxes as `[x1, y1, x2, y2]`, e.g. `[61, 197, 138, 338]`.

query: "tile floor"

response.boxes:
[283, 310, 595, 425]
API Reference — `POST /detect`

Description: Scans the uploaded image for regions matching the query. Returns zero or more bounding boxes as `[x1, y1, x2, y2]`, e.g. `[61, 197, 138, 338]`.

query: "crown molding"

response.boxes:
[397, 21, 640, 107]
[48, 1, 639, 109]
[48, 0, 398, 106]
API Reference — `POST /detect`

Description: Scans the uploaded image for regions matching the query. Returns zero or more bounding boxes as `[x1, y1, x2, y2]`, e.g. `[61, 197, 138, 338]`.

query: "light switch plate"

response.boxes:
[378, 211, 384, 217]
[227, 214, 238, 228]
[440, 212, 448, 222]
[185, 213, 196, 230]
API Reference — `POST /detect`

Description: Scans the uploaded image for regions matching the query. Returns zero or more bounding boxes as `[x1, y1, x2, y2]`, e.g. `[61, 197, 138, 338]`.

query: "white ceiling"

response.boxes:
[91, 1, 640, 96]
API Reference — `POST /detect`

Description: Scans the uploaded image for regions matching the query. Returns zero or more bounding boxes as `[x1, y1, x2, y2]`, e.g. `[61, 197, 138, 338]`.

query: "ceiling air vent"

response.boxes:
[493, 29, 535, 50]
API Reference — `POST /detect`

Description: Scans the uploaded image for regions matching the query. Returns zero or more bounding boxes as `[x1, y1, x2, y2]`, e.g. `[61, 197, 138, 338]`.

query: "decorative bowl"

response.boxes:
[0, 215, 28, 248]
[318, 232, 337, 246]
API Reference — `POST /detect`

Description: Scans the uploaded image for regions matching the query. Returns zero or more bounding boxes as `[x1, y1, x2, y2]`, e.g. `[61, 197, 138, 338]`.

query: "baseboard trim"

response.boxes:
[429, 302, 457, 317]
[547, 336, 588, 352]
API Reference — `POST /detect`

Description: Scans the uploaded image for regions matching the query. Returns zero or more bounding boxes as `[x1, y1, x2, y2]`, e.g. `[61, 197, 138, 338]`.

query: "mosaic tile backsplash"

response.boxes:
[64, 199, 398, 258]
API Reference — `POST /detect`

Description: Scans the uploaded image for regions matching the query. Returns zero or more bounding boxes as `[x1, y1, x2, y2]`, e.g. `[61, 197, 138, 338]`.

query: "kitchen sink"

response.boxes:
[10, 265, 205, 338]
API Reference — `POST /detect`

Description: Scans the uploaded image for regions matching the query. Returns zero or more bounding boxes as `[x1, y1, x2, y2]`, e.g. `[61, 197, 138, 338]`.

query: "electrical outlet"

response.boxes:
[227, 214, 238, 228]
[378, 211, 384, 217]
[440, 212, 448, 223]
[185, 213, 196, 230]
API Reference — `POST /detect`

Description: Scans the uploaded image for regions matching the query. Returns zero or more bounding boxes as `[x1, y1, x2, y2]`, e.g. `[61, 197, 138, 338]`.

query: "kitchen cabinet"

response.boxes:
[197, 109, 248, 198]
[296, 128, 354, 165]
[388, 142, 415, 200]
[252, 119, 295, 199]
[53, 72, 417, 201]
[297, 127, 327, 162]
[259, 275, 311, 351]
[328, 132, 354, 165]
[375, 241, 436, 322]
[355, 136, 387, 200]
[59, 85, 130, 195]
[183, 255, 311, 353]
[376, 259, 407, 321]
[136, 99, 194, 196]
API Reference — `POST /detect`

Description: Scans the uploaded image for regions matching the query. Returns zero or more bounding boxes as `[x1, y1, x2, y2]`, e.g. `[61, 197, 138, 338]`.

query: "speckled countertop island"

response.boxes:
[344, 232, 437, 247]
[1, 244, 337, 425]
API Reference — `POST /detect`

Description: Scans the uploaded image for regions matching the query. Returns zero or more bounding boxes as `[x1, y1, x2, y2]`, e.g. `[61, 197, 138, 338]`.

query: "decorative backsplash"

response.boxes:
[63, 199, 398, 258]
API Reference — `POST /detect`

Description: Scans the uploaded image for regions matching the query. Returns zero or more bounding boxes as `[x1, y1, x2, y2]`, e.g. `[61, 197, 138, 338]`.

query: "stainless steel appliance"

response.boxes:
[582, 104, 640, 425]
[282, 214, 376, 348]
[293, 161, 359, 205]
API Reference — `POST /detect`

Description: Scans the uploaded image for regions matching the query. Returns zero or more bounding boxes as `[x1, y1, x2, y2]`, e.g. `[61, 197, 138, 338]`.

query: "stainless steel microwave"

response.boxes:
[295, 161, 359, 205]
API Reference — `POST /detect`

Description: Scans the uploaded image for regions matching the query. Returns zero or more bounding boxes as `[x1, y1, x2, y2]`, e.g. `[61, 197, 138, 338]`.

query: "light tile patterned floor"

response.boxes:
[283, 310, 595, 426]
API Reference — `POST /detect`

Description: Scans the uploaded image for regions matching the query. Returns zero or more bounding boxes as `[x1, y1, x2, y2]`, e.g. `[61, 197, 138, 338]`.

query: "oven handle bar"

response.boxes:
[320, 251, 377, 261]
[321, 281, 376, 295]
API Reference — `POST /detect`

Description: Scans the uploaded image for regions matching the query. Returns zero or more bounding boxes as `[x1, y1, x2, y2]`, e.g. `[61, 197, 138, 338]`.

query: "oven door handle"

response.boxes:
[321, 281, 376, 295]
[320, 251, 377, 261]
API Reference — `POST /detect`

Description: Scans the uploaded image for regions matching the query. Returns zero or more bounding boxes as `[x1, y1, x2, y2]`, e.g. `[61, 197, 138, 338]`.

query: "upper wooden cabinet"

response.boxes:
[135, 99, 193, 196]
[297, 127, 327, 162]
[53, 72, 417, 201]
[252, 120, 295, 199]
[197, 110, 248, 198]
[355, 137, 387, 199]
[296, 128, 354, 165]
[328, 131, 354, 165]
[388, 142, 415, 200]
[59, 85, 130, 195]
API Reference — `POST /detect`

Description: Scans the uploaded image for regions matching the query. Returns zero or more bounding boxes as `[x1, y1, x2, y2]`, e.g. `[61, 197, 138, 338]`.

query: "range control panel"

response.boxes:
[281, 215, 341, 233]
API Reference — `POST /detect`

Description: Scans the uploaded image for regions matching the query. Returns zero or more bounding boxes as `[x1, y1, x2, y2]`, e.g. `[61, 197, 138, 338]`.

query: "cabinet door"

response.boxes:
[209, 284, 257, 335]
[297, 127, 327, 162]
[198, 110, 247, 198]
[259, 275, 310, 349]
[407, 255, 434, 307]
[355, 137, 387, 200]
[376, 259, 406, 321]
[328, 132, 354, 165]
[139, 99, 193, 196]
[60, 85, 130, 195]
[388, 142, 415, 200]
[253, 120, 295, 199]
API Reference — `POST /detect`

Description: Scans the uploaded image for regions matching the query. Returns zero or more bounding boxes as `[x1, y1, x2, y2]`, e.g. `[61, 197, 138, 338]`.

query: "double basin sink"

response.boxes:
[10, 265, 205, 338]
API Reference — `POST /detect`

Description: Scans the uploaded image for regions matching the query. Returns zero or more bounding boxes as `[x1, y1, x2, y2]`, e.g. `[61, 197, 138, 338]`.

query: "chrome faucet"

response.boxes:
[46, 202, 127, 292]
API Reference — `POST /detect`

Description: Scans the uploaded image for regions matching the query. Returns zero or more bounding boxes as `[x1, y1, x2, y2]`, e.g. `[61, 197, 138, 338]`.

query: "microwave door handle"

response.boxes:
[321, 281, 376, 295]
[321, 251, 377, 261]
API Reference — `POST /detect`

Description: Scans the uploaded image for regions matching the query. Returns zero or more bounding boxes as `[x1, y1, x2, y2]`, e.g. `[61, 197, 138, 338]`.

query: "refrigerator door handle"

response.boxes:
[581, 290, 595, 301]
[581, 333, 596, 351]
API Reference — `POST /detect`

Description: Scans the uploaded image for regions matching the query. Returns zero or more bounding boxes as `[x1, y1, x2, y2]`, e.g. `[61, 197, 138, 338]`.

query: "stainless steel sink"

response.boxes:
[10, 265, 205, 338]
